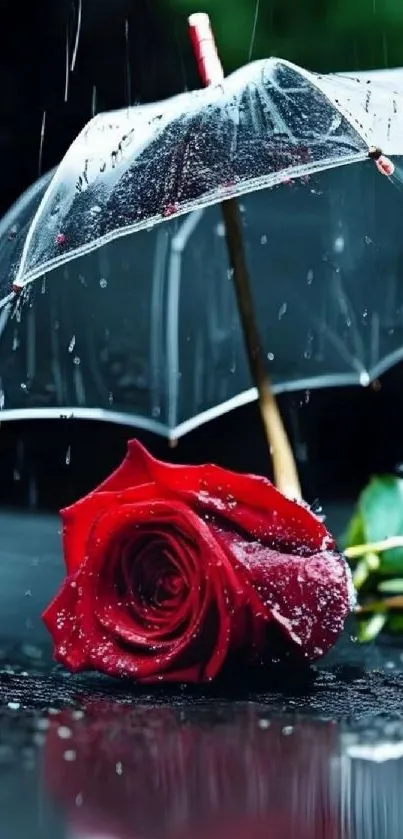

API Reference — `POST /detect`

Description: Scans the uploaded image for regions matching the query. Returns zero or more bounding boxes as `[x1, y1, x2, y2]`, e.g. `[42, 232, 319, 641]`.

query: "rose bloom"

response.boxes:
[43, 441, 354, 682]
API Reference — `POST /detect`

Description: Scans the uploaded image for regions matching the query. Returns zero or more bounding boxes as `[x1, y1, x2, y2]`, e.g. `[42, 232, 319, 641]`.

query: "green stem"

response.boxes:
[345, 536, 403, 560]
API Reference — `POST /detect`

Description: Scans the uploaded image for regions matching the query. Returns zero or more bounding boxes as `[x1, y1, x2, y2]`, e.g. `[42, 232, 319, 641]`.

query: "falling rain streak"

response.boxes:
[70, 0, 82, 73]
[64, 28, 70, 102]
[248, 0, 261, 62]
[125, 19, 132, 106]
[91, 85, 97, 117]
[38, 111, 46, 176]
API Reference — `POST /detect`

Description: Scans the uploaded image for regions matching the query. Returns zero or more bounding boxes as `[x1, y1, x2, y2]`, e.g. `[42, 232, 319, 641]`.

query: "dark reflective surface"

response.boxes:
[2, 509, 403, 839]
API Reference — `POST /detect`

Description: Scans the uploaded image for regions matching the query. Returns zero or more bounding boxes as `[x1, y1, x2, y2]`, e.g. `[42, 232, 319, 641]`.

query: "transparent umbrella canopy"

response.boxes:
[1, 58, 403, 439]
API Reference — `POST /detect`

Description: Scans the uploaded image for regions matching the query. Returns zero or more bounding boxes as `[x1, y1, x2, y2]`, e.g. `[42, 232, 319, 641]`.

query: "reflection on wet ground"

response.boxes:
[1, 511, 403, 839]
[2, 647, 403, 839]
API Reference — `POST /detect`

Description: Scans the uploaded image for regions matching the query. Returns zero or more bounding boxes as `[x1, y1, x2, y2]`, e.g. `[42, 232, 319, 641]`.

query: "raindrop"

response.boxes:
[38, 110, 46, 177]
[64, 27, 70, 102]
[304, 331, 314, 359]
[267, 351, 274, 361]
[65, 445, 71, 465]
[278, 302, 288, 320]
[260, 234, 267, 245]
[333, 235, 344, 253]
[91, 85, 97, 117]
[73, 356, 80, 365]
[215, 222, 225, 237]
[116, 761, 123, 775]
[359, 371, 370, 386]
[70, 0, 82, 73]
[7, 702, 20, 711]
[99, 277, 107, 288]
[248, 0, 260, 62]
[124, 19, 132, 106]
[63, 750, 76, 761]
[68, 336, 76, 353]
[364, 234, 372, 245]
[57, 726, 72, 739]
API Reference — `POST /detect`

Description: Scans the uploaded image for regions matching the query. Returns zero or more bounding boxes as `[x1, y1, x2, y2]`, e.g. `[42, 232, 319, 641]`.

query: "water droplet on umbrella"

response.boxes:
[333, 235, 344, 253]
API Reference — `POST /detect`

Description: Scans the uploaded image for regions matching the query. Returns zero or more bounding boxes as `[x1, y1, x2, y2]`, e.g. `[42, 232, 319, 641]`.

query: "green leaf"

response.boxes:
[359, 475, 403, 544]
[377, 579, 403, 594]
[357, 613, 387, 642]
[345, 475, 403, 574]
[342, 511, 365, 550]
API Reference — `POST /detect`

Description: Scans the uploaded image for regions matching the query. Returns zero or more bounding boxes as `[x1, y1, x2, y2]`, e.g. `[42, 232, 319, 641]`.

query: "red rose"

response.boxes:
[44, 703, 342, 839]
[43, 441, 353, 682]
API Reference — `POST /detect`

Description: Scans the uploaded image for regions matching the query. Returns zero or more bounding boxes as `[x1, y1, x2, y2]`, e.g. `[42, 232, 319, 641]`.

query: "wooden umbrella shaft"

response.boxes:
[188, 14, 301, 499]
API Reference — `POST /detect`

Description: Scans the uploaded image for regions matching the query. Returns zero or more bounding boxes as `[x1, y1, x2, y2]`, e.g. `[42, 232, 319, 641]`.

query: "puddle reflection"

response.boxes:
[39, 703, 402, 839]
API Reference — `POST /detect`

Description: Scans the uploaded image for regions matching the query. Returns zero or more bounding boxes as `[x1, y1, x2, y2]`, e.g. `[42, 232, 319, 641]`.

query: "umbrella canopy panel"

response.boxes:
[0, 160, 402, 438]
[11, 56, 403, 290]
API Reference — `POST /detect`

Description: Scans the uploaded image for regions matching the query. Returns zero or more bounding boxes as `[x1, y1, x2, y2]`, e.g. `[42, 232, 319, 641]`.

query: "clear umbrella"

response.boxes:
[1, 161, 403, 433]
[1, 36, 403, 466]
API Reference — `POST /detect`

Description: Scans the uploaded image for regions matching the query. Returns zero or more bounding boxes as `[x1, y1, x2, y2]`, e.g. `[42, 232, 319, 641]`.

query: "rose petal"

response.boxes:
[215, 527, 351, 659]
[44, 500, 247, 682]
[121, 441, 333, 554]
[60, 482, 160, 573]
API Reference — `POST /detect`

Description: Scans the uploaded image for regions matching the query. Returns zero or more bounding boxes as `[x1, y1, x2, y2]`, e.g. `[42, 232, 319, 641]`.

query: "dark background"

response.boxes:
[1, 0, 403, 515]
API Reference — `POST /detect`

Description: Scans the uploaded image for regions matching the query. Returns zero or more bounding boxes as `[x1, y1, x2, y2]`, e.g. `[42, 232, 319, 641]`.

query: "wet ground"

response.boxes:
[1, 508, 403, 839]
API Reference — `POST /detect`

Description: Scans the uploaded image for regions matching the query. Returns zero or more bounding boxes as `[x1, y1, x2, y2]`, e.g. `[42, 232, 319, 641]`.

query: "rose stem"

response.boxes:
[344, 536, 403, 560]
[188, 13, 301, 500]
